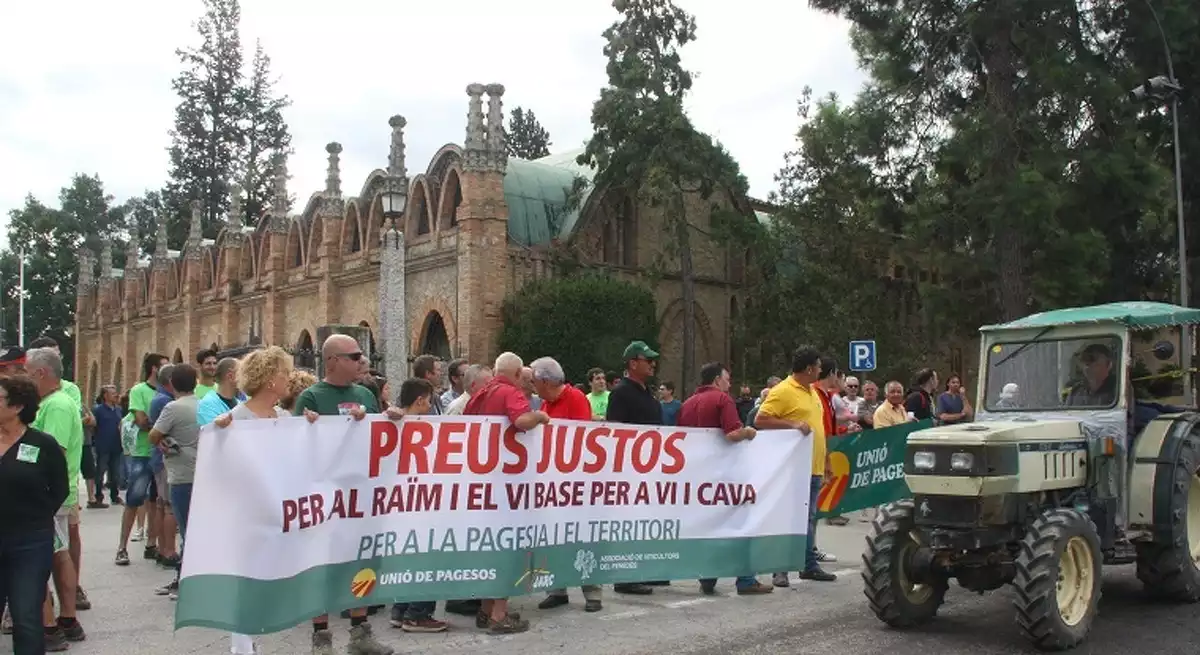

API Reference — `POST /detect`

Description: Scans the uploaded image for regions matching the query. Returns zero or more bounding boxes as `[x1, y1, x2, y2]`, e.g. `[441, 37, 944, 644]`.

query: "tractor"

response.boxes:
[863, 302, 1200, 650]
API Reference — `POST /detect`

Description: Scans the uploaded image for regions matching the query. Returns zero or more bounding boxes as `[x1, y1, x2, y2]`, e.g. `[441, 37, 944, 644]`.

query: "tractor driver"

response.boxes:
[1065, 343, 1118, 407]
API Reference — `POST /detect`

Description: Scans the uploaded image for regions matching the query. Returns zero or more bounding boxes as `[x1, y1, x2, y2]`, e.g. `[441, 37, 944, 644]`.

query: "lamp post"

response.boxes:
[380, 187, 406, 231]
[1129, 0, 1190, 402]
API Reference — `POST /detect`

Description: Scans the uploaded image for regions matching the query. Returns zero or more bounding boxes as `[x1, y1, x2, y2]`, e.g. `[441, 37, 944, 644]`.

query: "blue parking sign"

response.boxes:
[849, 340, 876, 372]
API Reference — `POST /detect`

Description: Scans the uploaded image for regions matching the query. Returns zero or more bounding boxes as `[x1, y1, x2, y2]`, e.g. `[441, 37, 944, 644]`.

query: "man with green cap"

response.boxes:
[606, 340, 669, 595]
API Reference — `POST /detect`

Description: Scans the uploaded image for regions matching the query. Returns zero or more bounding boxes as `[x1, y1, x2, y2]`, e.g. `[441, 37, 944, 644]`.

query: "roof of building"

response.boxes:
[981, 301, 1200, 332]
[504, 149, 597, 247]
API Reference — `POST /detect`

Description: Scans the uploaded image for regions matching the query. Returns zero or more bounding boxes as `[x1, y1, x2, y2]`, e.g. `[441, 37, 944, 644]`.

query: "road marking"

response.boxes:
[664, 598, 715, 609]
[832, 567, 861, 577]
[597, 609, 650, 621]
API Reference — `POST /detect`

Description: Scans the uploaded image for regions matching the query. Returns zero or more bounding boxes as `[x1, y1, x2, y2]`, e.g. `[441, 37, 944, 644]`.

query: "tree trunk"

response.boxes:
[675, 187, 696, 395]
[981, 4, 1027, 321]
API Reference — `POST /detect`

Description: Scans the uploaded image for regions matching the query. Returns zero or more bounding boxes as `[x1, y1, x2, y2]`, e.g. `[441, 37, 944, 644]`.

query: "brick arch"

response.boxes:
[410, 296, 458, 358]
[407, 176, 434, 238]
[437, 166, 464, 231]
[657, 298, 716, 388]
[342, 201, 364, 255]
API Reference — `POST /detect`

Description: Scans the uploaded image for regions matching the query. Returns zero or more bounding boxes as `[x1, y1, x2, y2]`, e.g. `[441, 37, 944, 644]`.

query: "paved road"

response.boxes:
[5, 507, 1198, 654]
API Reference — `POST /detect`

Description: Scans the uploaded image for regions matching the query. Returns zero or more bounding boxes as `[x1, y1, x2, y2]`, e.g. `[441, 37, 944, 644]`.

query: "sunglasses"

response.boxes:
[338, 352, 364, 361]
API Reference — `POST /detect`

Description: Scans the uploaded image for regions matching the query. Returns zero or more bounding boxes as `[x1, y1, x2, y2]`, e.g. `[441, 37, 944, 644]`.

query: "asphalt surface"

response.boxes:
[5, 506, 1199, 654]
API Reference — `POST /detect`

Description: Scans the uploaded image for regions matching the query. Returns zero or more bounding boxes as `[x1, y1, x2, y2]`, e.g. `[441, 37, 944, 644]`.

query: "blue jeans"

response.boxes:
[124, 456, 154, 508]
[171, 483, 194, 579]
[804, 474, 822, 572]
[0, 528, 55, 655]
[94, 449, 123, 502]
[170, 483, 193, 539]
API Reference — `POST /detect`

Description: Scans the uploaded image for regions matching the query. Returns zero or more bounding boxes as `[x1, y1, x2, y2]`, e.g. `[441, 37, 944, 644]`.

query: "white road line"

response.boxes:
[832, 567, 861, 577]
[664, 598, 715, 609]
[597, 609, 650, 621]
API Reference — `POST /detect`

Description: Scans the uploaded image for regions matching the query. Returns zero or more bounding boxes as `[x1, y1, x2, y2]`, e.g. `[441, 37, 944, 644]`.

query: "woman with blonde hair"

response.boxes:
[212, 346, 293, 654]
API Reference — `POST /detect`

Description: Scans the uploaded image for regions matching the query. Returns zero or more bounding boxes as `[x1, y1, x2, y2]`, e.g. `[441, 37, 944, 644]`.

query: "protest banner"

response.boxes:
[815, 420, 932, 518]
[176, 416, 812, 634]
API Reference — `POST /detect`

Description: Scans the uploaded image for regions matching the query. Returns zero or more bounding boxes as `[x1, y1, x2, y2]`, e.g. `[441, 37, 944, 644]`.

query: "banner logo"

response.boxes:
[350, 568, 377, 598]
[817, 451, 851, 512]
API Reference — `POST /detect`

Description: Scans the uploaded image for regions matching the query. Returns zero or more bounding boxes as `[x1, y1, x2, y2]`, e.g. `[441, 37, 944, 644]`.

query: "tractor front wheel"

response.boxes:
[1012, 508, 1102, 651]
[862, 499, 947, 628]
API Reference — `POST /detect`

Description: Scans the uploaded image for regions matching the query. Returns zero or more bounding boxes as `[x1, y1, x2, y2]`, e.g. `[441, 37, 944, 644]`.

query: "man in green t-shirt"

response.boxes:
[586, 367, 610, 420]
[193, 348, 219, 399]
[27, 347, 87, 642]
[293, 334, 393, 655]
[115, 353, 169, 567]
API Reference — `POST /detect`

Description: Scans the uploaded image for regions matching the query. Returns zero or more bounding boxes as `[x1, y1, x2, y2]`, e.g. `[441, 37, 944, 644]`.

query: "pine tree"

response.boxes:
[506, 107, 552, 160]
[236, 40, 291, 224]
[166, 0, 244, 243]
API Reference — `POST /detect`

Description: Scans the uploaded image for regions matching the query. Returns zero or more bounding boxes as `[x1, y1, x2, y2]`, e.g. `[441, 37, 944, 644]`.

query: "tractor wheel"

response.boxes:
[1012, 508, 1102, 651]
[1136, 428, 1200, 601]
[862, 499, 947, 628]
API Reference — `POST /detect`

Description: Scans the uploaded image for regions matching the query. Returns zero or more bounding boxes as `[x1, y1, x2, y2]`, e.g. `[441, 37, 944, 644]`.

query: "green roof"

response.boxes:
[504, 150, 596, 247]
[981, 302, 1200, 332]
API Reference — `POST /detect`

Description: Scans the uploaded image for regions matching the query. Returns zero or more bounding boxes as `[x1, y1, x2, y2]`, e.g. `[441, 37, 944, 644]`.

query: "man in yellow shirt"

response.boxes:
[873, 381, 911, 428]
[754, 346, 837, 585]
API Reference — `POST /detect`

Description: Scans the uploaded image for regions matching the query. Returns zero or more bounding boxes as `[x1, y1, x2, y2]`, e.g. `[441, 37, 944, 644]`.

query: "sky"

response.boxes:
[0, 0, 865, 249]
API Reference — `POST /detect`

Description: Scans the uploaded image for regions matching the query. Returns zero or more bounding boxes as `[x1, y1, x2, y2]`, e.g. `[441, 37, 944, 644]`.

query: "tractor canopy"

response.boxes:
[973, 302, 1200, 451]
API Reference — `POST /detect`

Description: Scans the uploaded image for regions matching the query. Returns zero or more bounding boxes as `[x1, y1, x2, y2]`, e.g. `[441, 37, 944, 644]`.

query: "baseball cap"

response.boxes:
[622, 340, 659, 361]
[0, 346, 26, 367]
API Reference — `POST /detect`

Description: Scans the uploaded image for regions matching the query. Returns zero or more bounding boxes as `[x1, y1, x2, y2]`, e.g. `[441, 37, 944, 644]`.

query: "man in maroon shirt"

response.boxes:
[677, 362, 773, 596]
[465, 352, 550, 634]
[527, 356, 604, 612]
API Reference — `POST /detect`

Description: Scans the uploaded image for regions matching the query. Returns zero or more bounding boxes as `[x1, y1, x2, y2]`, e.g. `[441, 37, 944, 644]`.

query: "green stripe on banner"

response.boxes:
[815, 420, 932, 518]
[175, 534, 806, 634]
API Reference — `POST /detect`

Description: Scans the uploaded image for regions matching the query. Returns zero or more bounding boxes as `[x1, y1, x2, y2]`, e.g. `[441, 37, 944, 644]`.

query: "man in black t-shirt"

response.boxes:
[606, 340, 667, 595]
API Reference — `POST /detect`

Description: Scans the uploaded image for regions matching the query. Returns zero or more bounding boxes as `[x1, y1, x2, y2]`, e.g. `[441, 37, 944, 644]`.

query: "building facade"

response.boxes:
[72, 82, 757, 401]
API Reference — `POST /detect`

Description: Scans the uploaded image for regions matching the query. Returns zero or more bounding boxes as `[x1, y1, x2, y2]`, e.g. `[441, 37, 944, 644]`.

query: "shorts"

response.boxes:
[125, 456, 155, 508]
[154, 468, 171, 506]
[80, 444, 95, 480]
[52, 507, 78, 553]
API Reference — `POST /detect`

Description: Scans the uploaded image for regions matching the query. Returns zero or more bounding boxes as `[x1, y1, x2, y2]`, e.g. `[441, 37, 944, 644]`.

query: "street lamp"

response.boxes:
[380, 184, 406, 230]
[1128, 0, 1191, 403]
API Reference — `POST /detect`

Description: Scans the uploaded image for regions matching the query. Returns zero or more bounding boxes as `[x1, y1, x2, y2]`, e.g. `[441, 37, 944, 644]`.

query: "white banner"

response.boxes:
[176, 415, 811, 634]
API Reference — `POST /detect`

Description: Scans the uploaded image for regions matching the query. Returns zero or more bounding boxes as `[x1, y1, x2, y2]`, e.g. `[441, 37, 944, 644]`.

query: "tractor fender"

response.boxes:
[1128, 411, 1200, 540]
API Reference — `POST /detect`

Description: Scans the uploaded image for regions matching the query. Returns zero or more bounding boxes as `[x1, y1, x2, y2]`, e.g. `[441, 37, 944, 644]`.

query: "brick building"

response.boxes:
[72, 82, 758, 401]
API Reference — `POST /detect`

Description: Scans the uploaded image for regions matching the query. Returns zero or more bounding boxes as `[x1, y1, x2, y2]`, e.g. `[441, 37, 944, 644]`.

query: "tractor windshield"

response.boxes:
[984, 335, 1122, 412]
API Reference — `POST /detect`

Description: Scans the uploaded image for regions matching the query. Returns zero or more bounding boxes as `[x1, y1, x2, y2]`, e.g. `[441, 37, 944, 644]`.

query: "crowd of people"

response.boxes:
[0, 331, 971, 655]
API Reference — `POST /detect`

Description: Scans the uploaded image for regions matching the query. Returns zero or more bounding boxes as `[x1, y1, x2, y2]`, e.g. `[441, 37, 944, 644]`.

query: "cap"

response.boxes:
[622, 340, 659, 361]
[1080, 343, 1112, 362]
[0, 346, 25, 367]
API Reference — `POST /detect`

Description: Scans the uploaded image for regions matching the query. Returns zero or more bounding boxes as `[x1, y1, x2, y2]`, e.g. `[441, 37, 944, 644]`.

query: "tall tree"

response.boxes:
[579, 0, 747, 391]
[506, 107, 552, 160]
[236, 40, 292, 224]
[167, 0, 244, 243]
[2, 175, 122, 376]
[808, 0, 1173, 323]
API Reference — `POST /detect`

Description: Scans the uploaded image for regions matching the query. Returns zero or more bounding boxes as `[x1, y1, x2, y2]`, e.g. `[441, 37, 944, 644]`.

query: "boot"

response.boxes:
[311, 629, 334, 655]
[347, 622, 394, 655]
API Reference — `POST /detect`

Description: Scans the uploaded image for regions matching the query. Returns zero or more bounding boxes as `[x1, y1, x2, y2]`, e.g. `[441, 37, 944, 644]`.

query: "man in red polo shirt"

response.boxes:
[526, 356, 604, 612]
[678, 362, 773, 596]
[465, 351, 550, 635]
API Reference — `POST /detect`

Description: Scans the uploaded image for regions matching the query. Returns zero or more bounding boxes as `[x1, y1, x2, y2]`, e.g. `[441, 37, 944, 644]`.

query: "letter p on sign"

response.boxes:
[849, 340, 876, 372]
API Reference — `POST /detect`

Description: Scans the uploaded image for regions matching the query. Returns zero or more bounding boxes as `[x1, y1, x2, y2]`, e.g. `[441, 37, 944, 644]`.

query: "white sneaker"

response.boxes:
[816, 550, 838, 563]
[132, 527, 145, 542]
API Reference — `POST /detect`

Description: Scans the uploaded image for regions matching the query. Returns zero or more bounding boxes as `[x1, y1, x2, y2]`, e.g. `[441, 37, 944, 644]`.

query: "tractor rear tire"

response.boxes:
[1012, 508, 1102, 651]
[862, 499, 947, 628]
[1135, 428, 1200, 602]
